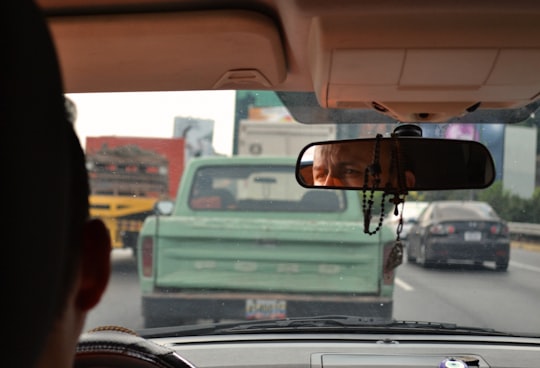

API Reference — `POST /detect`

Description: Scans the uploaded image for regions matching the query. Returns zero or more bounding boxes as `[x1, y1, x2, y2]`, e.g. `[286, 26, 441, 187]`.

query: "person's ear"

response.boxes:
[405, 170, 416, 188]
[76, 218, 111, 311]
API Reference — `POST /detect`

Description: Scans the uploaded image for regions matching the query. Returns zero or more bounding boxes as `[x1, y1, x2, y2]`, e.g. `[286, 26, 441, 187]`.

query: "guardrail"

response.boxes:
[508, 222, 540, 239]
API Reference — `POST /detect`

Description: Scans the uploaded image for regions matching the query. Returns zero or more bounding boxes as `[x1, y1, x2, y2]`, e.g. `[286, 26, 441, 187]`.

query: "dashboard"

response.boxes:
[74, 329, 540, 368]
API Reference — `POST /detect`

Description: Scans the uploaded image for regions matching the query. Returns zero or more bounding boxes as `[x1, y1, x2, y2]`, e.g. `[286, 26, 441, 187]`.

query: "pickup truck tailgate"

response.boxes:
[152, 216, 383, 294]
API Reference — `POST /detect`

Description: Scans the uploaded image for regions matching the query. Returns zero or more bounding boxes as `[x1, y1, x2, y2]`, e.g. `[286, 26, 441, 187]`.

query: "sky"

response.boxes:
[67, 91, 236, 155]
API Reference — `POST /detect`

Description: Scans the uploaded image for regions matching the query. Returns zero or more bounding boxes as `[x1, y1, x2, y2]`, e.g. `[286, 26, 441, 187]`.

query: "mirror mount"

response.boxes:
[393, 123, 422, 137]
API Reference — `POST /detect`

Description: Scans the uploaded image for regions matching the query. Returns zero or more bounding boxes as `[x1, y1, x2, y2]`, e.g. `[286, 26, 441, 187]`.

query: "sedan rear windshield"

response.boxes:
[433, 202, 499, 221]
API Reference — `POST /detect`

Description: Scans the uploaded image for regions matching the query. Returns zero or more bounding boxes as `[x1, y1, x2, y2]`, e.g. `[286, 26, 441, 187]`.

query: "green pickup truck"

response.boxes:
[137, 156, 396, 328]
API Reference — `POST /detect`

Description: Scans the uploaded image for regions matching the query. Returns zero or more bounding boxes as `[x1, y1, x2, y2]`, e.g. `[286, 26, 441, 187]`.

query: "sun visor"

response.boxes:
[49, 10, 286, 93]
[308, 14, 540, 122]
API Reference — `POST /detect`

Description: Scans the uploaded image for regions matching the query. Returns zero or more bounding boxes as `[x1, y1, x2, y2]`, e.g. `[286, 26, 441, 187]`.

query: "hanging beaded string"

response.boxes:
[362, 133, 407, 238]
[385, 133, 409, 272]
[360, 132, 411, 272]
[387, 133, 408, 240]
[362, 134, 388, 235]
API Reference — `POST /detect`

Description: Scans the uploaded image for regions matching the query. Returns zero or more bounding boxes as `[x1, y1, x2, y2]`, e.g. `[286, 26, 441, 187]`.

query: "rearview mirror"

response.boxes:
[296, 137, 495, 192]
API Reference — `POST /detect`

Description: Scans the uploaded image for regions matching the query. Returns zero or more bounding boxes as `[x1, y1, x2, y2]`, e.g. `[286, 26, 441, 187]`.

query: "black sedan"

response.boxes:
[406, 201, 510, 270]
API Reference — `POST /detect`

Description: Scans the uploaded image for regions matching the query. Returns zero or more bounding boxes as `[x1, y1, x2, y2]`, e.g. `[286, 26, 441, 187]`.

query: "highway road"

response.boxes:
[393, 246, 540, 334]
[85, 245, 540, 334]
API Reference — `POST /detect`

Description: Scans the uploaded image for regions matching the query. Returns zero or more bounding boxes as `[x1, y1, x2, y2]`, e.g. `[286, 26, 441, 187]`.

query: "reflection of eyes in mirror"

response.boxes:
[313, 163, 365, 187]
[296, 137, 495, 192]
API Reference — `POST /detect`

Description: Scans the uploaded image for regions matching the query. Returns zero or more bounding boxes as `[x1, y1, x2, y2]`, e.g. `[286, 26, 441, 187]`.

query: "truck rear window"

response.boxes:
[189, 165, 346, 212]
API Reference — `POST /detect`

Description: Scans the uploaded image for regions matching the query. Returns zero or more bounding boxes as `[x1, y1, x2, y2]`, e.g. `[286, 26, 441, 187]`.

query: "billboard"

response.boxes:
[503, 125, 537, 198]
[173, 117, 215, 164]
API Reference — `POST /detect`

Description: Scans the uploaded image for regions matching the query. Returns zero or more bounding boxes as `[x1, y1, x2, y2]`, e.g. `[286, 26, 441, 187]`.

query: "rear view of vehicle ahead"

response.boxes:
[407, 201, 510, 270]
[137, 156, 395, 328]
[86, 138, 180, 256]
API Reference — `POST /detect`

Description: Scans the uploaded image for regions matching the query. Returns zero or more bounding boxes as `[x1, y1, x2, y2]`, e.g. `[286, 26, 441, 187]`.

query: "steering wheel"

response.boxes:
[74, 326, 196, 368]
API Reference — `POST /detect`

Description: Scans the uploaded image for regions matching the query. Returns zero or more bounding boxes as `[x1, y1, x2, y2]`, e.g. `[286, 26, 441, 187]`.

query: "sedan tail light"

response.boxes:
[490, 223, 509, 235]
[429, 223, 455, 235]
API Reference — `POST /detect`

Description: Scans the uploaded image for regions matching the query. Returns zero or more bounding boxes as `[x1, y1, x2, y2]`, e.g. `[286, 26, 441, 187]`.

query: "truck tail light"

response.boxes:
[141, 236, 154, 277]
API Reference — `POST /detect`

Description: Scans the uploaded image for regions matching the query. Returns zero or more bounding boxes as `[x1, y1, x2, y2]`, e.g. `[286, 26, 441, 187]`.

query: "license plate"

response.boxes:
[464, 231, 482, 241]
[246, 299, 286, 320]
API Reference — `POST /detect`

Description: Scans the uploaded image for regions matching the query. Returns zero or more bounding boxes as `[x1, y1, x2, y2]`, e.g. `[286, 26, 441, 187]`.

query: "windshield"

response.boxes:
[72, 90, 540, 336]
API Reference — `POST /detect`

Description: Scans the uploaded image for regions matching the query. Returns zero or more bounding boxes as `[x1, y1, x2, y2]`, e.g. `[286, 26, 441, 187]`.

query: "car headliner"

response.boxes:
[36, 0, 540, 123]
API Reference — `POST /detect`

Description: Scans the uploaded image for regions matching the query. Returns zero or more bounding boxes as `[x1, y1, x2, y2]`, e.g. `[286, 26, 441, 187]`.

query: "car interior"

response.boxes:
[17, 0, 540, 367]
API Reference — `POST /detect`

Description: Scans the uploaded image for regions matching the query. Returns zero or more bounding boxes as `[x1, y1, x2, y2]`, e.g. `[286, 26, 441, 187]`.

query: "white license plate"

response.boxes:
[246, 299, 287, 320]
[464, 231, 482, 241]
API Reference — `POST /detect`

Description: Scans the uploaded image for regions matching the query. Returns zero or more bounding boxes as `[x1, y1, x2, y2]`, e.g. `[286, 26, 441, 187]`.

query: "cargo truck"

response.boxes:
[85, 136, 185, 255]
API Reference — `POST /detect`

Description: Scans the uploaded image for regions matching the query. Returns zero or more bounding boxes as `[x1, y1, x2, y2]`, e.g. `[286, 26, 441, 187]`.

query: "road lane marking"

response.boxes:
[510, 261, 540, 273]
[395, 277, 414, 291]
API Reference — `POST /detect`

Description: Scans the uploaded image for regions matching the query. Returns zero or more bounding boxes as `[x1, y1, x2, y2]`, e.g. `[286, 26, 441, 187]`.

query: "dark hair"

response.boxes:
[61, 127, 91, 314]
[1, 1, 90, 367]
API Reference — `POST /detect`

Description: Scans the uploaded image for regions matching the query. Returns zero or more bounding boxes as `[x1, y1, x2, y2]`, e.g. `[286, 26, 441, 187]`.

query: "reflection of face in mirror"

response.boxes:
[311, 141, 416, 190]
[312, 142, 368, 187]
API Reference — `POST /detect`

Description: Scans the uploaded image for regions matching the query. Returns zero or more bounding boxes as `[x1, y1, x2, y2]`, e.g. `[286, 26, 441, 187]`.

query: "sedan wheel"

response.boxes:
[406, 245, 416, 263]
[495, 259, 509, 272]
[418, 244, 433, 268]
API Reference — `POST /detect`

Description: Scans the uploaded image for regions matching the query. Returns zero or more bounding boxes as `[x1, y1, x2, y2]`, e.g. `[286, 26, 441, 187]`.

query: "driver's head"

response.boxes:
[2, 1, 111, 368]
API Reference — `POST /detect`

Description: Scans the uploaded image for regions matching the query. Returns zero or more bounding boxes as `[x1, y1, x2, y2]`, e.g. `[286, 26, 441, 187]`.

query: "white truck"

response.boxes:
[237, 120, 336, 156]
